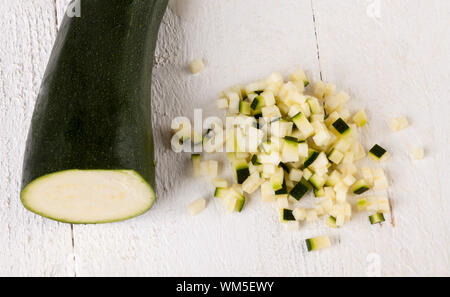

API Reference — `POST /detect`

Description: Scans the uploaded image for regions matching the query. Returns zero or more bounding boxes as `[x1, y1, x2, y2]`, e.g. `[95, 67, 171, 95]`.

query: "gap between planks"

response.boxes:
[310, 0, 323, 81]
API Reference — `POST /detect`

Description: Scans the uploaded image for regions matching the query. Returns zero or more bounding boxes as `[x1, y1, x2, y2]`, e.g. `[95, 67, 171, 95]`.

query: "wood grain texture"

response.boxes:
[312, 0, 450, 276]
[0, 0, 448, 276]
[0, 0, 74, 277]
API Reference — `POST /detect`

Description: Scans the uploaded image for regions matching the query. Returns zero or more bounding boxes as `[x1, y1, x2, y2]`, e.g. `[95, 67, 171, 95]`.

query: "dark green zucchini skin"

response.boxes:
[22, 0, 168, 193]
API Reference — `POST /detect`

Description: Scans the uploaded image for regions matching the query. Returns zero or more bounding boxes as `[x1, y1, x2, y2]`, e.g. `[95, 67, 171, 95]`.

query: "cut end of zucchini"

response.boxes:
[21, 170, 155, 224]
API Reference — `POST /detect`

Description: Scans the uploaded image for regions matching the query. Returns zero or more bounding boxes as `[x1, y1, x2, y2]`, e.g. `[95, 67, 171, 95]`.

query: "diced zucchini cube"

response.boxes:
[328, 149, 344, 164]
[302, 168, 313, 181]
[352, 179, 370, 195]
[239, 101, 252, 115]
[270, 166, 285, 191]
[189, 59, 205, 74]
[353, 109, 367, 127]
[332, 118, 351, 136]
[369, 213, 385, 225]
[261, 181, 275, 202]
[298, 142, 309, 157]
[288, 168, 303, 182]
[291, 112, 314, 138]
[280, 209, 296, 222]
[233, 159, 250, 184]
[188, 198, 207, 216]
[289, 179, 311, 201]
[325, 216, 338, 228]
[276, 196, 290, 209]
[214, 187, 229, 199]
[293, 208, 307, 221]
[305, 236, 331, 252]
[212, 178, 228, 188]
[304, 149, 320, 168]
[369, 144, 387, 160]
[357, 198, 368, 211]
[216, 98, 229, 109]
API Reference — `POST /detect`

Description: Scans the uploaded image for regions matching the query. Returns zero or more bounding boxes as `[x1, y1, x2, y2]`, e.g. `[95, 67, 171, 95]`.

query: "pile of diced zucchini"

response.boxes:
[186, 69, 398, 251]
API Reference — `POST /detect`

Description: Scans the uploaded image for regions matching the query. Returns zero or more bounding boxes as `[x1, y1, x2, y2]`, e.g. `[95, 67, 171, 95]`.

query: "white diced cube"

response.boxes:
[293, 208, 307, 221]
[189, 59, 205, 74]
[289, 169, 303, 182]
[216, 98, 229, 109]
[188, 198, 207, 216]
[276, 196, 290, 209]
[410, 148, 424, 160]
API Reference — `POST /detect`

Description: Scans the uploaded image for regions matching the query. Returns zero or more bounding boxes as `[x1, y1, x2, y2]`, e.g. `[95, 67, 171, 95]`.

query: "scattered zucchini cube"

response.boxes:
[369, 213, 385, 225]
[369, 144, 387, 161]
[305, 236, 331, 252]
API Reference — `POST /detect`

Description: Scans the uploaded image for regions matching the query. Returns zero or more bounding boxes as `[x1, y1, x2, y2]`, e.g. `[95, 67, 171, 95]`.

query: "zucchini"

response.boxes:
[281, 137, 299, 163]
[251, 154, 261, 166]
[192, 154, 201, 177]
[306, 97, 322, 114]
[332, 118, 351, 136]
[314, 188, 325, 197]
[369, 213, 385, 225]
[353, 110, 367, 127]
[239, 101, 252, 115]
[325, 216, 338, 228]
[305, 236, 331, 252]
[21, 0, 169, 224]
[232, 159, 250, 184]
[309, 174, 326, 190]
[279, 162, 291, 173]
[270, 166, 284, 191]
[289, 179, 311, 201]
[352, 179, 370, 195]
[328, 149, 344, 164]
[275, 181, 288, 196]
[369, 144, 387, 160]
[281, 209, 296, 222]
[357, 198, 368, 211]
[214, 188, 229, 199]
[235, 195, 246, 212]
[291, 112, 314, 138]
[304, 149, 320, 168]
[251, 95, 265, 110]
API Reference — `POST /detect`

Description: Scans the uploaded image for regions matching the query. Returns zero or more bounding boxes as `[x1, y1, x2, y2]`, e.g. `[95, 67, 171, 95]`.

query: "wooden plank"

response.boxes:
[0, 0, 74, 277]
[312, 0, 449, 276]
[52, 0, 449, 277]
[58, 0, 321, 276]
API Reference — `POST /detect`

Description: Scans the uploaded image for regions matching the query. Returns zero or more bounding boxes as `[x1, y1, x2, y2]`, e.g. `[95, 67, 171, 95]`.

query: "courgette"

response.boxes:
[332, 118, 351, 136]
[369, 144, 387, 160]
[21, 0, 169, 224]
[369, 213, 385, 225]
[305, 236, 331, 252]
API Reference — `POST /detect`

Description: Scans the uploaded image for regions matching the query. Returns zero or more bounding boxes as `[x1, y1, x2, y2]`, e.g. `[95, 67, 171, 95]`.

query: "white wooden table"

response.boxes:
[0, 0, 448, 277]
